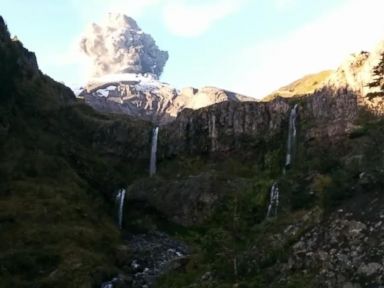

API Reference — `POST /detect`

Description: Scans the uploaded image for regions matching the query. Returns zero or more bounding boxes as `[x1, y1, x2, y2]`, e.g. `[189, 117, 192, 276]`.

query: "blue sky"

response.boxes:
[2, 0, 384, 98]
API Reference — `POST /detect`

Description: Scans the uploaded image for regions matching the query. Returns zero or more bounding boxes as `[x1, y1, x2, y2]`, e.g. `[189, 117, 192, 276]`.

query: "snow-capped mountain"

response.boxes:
[77, 73, 256, 124]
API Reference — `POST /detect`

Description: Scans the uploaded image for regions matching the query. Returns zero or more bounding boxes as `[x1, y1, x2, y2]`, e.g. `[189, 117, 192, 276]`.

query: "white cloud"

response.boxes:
[163, 0, 247, 37]
[224, 0, 384, 98]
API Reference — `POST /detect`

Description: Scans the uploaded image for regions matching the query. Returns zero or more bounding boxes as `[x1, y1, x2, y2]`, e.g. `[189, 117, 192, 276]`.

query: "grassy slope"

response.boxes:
[263, 70, 333, 101]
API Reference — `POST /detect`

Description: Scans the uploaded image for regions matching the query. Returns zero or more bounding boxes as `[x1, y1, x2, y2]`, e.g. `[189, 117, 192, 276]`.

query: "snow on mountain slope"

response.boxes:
[78, 73, 257, 124]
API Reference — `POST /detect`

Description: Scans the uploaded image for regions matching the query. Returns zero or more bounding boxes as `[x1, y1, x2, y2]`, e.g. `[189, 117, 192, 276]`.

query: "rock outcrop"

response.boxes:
[327, 41, 384, 115]
[161, 97, 291, 155]
[283, 192, 384, 287]
[159, 85, 359, 157]
[126, 172, 224, 226]
[300, 87, 359, 141]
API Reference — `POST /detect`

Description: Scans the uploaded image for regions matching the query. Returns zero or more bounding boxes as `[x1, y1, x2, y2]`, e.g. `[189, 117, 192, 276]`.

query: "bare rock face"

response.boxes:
[300, 87, 359, 142]
[126, 172, 223, 226]
[285, 193, 384, 287]
[161, 98, 291, 155]
[79, 74, 256, 124]
[79, 74, 178, 124]
[157, 86, 361, 159]
[327, 41, 384, 115]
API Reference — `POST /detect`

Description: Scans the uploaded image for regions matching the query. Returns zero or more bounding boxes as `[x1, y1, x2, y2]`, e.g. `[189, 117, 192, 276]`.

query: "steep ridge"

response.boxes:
[0, 16, 152, 287]
[79, 74, 255, 124]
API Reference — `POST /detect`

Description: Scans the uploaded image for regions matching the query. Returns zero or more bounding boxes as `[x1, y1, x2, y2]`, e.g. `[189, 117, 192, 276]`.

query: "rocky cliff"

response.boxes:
[327, 41, 384, 115]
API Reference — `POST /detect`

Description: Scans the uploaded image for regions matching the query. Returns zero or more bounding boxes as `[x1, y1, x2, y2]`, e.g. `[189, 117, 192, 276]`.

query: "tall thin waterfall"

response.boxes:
[285, 104, 299, 168]
[266, 104, 299, 218]
[266, 183, 279, 218]
[149, 127, 159, 176]
[115, 189, 126, 229]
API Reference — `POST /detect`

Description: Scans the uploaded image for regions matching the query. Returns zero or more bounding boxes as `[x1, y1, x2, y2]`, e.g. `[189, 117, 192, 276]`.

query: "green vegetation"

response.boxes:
[367, 51, 384, 98]
[0, 21, 150, 287]
[154, 108, 384, 287]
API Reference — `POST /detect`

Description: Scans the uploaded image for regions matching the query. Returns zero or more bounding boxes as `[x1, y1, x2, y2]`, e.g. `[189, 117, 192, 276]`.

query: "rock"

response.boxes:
[343, 282, 361, 288]
[162, 97, 291, 155]
[357, 262, 382, 277]
[126, 172, 227, 226]
[327, 40, 384, 115]
[124, 232, 189, 288]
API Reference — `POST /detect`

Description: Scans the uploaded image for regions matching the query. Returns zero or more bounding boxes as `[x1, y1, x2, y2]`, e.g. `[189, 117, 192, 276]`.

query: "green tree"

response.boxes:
[367, 52, 384, 99]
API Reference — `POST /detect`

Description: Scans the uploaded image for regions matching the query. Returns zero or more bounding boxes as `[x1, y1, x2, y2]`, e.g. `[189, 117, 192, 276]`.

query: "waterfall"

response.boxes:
[115, 189, 126, 229]
[285, 104, 299, 168]
[209, 114, 218, 152]
[266, 104, 299, 219]
[149, 126, 159, 176]
[266, 183, 279, 218]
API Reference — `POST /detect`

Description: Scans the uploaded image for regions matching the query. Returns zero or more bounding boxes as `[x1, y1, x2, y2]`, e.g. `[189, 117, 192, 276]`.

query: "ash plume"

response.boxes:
[80, 13, 169, 78]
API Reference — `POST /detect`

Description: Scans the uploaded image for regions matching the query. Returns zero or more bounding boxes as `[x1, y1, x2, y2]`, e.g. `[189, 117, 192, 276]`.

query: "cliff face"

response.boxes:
[327, 41, 384, 115]
[162, 98, 291, 155]
[300, 87, 359, 142]
[159, 86, 360, 158]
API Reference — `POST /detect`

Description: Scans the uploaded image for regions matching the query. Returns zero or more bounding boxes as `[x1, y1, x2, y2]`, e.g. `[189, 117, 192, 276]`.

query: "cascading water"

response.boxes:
[266, 183, 279, 218]
[285, 104, 299, 168]
[115, 189, 126, 229]
[149, 126, 159, 176]
[266, 104, 299, 218]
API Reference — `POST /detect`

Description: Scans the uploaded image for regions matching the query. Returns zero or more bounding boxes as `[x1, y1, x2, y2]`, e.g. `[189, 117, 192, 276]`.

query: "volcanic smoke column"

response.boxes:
[80, 13, 169, 78]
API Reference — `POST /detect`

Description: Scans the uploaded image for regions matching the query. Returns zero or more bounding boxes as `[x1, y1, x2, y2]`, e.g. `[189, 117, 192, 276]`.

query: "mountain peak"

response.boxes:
[0, 16, 10, 40]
